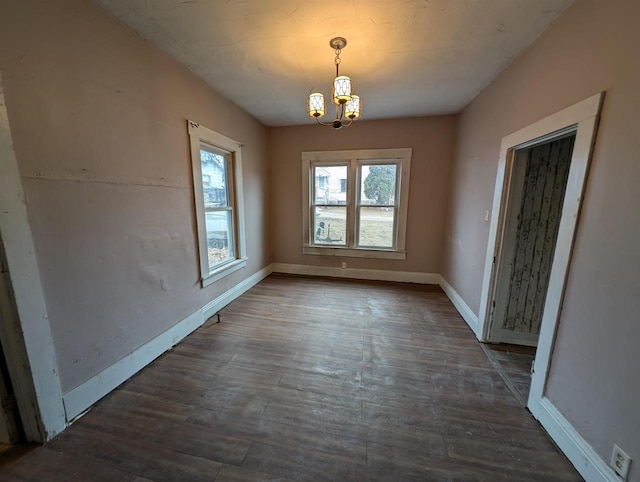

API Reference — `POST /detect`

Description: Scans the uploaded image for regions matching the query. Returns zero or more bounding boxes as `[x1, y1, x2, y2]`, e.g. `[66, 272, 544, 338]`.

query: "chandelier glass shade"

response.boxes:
[307, 92, 325, 117]
[307, 37, 362, 129]
[345, 95, 361, 119]
[332, 76, 353, 103]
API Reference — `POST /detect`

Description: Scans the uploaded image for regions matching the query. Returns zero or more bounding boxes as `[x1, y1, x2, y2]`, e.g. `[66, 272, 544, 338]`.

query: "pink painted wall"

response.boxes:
[269, 117, 456, 274]
[0, 0, 270, 394]
[441, 0, 640, 476]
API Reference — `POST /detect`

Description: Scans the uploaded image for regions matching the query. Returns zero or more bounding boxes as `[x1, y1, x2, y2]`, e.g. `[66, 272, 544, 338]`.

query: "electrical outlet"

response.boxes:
[611, 444, 631, 480]
[341, 262, 347, 269]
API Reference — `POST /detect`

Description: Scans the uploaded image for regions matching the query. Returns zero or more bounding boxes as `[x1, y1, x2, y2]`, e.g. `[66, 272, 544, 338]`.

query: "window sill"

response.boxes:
[302, 246, 406, 260]
[201, 257, 247, 287]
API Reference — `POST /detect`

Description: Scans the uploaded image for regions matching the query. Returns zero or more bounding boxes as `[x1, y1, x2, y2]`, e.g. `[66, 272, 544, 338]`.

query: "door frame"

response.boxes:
[0, 74, 66, 441]
[477, 92, 603, 408]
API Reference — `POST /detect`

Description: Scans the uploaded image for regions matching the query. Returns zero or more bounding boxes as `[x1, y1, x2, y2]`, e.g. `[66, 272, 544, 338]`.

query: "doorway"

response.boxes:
[486, 132, 576, 404]
[484, 133, 576, 403]
[477, 92, 603, 414]
[489, 133, 576, 348]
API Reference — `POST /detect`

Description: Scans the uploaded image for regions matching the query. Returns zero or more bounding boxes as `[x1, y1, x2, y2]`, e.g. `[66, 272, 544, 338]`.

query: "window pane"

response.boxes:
[314, 165, 348, 205]
[200, 148, 228, 208]
[206, 211, 235, 269]
[360, 164, 397, 206]
[314, 206, 346, 246]
[358, 207, 395, 248]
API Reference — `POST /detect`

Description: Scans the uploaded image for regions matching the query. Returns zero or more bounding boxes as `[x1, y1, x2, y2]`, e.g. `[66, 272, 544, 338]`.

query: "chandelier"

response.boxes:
[307, 37, 362, 129]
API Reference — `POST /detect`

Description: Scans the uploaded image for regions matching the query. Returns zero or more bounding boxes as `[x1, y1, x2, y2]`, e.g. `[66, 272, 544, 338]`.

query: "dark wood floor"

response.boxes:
[482, 344, 537, 407]
[0, 274, 581, 481]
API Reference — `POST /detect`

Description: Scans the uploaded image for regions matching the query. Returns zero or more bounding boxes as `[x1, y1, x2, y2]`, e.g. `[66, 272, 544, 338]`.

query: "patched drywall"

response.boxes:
[441, 0, 640, 478]
[269, 116, 456, 274]
[0, 0, 270, 394]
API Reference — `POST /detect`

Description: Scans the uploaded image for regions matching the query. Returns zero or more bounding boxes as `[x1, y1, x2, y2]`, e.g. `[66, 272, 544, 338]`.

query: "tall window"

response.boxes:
[188, 121, 246, 286]
[302, 148, 412, 260]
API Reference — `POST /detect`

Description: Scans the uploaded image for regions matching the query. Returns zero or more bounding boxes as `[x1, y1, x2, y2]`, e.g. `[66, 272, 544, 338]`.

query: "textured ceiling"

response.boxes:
[93, 0, 574, 127]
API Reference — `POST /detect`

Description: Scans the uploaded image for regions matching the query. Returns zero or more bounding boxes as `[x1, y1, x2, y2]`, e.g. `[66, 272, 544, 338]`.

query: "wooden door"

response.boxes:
[491, 134, 576, 346]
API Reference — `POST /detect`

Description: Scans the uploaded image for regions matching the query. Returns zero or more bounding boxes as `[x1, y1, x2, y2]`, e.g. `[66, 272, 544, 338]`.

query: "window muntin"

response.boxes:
[302, 148, 412, 260]
[188, 121, 247, 286]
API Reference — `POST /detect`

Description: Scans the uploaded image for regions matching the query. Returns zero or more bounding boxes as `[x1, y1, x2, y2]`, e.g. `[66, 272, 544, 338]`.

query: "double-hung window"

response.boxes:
[302, 148, 412, 260]
[188, 121, 247, 286]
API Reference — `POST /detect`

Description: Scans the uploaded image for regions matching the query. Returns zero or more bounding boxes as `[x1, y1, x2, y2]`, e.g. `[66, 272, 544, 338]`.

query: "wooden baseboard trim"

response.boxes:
[438, 276, 481, 339]
[271, 263, 440, 285]
[529, 397, 618, 482]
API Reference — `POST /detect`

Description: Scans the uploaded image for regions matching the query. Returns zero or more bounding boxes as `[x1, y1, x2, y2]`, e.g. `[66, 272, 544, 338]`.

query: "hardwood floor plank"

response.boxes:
[366, 440, 449, 478]
[101, 389, 197, 422]
[216, 363, 284, 385]
[444, 436, 582, 481]
[47, 425, 223, 482]
[188, 406, 367, 465]
[0, 448, 140, 482]
[261, 401, 364, 439]
[206, 374, 363, 413]
[78, 406, 251, 465]
[298, 335, 364, 361]
[241, 442, 421, 482]
[214, 463, 295, 481]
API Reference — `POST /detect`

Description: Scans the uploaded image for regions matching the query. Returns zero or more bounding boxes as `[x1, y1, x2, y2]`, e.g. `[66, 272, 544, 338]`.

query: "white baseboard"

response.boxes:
[529, 397, 619, 482]
[271, 263, 440, 285]
[62, 265, 272, 421]
[201, 266, 272, 320]
[438, 276, 481, 339]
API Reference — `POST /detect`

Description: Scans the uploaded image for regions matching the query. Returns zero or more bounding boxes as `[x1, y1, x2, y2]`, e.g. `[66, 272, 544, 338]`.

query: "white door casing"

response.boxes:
[0, 74, 66, 441]
[477, 92, 603, 407]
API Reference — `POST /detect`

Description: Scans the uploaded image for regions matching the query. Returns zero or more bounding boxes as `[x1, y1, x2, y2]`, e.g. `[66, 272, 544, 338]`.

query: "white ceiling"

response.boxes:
[93, 0, 574, 127]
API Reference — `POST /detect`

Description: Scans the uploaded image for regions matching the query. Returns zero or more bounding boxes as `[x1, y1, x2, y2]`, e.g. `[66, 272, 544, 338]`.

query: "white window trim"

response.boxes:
[188, 120, 247, 287]
[302, 148, 412, 260]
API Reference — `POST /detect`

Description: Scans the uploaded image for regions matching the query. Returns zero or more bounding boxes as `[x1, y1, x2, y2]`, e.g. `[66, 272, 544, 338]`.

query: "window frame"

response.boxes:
[302, 148, 412, 260]
[188, 120, 247, 287]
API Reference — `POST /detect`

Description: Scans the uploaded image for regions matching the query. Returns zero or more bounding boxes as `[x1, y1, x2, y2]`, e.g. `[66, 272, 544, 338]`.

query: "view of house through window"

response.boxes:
[303, 148, 412, 259]
[200, 145, 235, 269]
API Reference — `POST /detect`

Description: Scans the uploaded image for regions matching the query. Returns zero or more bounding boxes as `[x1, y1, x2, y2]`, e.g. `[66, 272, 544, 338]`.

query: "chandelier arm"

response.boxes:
[338, 101, 347, 121]
[315, 116, 337, 127]
[340, 116, 354, 128]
